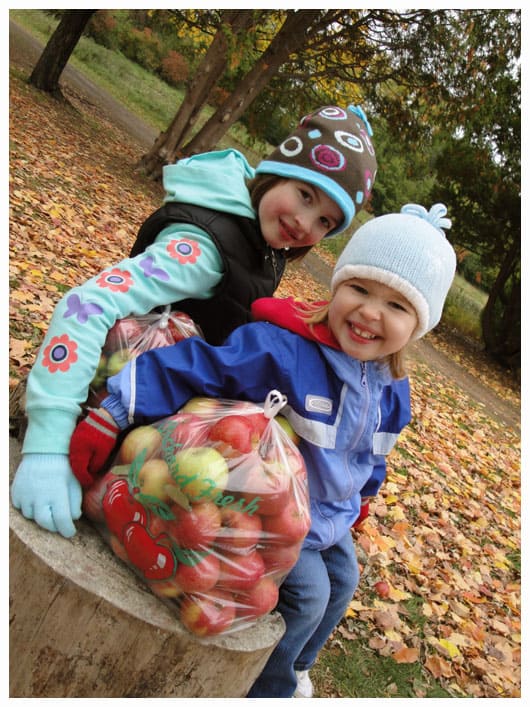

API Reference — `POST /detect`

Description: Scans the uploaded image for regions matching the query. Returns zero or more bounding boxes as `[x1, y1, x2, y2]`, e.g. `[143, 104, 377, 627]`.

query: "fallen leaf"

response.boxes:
[392, 645, 420, 663]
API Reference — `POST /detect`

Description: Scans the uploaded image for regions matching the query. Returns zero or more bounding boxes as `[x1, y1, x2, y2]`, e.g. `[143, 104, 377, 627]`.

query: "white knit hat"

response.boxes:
[330, 203, 457, 339]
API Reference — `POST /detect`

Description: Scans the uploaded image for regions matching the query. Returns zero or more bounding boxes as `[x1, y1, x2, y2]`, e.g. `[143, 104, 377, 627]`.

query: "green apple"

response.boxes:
[276, 415, 300, 446]
[137, 458, 175, 501]
[172, 446, 229, 503]
[106, 349, 131, 377]
[90, 353, 108, 389]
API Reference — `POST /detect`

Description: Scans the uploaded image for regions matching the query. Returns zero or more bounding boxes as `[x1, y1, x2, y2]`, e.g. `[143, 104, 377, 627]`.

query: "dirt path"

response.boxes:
[9, 18, 520, 433]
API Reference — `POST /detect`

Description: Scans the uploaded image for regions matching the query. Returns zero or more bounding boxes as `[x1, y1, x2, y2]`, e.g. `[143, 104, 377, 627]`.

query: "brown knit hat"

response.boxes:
[255, 105, 377, 236]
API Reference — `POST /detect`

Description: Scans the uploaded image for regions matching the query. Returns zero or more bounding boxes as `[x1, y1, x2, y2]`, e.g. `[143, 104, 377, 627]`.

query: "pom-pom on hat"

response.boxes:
[255, 105, 377, 237]
[330, 203, 457, 339]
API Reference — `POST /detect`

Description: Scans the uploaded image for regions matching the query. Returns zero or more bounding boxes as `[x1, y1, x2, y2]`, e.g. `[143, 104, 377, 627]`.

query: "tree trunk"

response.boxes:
[138, 11, 258, 179]
[9, 437, 285, 698]
[182, 10, 322, 158]
[29, 10, 96, 97]
[140, 10, 324, 180]
[481, 237, 520, 371]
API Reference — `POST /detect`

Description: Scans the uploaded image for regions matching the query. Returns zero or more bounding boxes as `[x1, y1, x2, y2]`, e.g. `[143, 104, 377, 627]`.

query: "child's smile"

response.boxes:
[349, 321, 378, 341]
[328, 278, 418, 360]
[258, 179, 343, 249]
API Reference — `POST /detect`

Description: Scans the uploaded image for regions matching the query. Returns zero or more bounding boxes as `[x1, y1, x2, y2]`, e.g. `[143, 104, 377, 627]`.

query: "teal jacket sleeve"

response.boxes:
[22, 225, 223, 455]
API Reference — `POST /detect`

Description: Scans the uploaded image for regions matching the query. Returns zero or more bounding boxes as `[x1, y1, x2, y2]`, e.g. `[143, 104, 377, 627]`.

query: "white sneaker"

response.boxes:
[294, 669, 313, 698]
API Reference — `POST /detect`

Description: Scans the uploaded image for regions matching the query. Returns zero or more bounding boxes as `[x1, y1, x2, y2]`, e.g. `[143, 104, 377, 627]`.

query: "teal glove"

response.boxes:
[10, 453, 83, 538]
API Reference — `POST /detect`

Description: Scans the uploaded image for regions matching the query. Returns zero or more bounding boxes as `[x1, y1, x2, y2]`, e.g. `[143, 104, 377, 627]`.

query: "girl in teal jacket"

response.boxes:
[11, 105, 377, 538]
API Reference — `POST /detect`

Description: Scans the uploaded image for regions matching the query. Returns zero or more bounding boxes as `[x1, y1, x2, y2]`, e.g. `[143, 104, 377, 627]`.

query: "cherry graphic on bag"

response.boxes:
[102, 478, 148, 540]
[122, 522, 176, 581]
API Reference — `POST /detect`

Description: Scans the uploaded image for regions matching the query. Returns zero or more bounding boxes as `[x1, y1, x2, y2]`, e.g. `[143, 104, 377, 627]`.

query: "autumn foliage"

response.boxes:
[160, 49, 189, 86]
[8, 69, 520, 697]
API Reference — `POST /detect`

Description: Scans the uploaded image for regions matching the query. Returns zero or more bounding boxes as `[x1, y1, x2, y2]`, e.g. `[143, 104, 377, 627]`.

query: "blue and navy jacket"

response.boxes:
[103, 321, 411, 550]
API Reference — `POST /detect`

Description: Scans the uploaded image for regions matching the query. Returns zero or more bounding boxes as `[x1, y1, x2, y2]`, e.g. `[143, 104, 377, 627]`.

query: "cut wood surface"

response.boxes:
[9, 437, 285, 698]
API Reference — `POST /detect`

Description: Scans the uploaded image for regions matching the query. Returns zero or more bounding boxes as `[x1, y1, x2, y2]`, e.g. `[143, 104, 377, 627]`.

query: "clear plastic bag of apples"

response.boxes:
[86, 306, 203, 409]
[82, 390, 310, 637]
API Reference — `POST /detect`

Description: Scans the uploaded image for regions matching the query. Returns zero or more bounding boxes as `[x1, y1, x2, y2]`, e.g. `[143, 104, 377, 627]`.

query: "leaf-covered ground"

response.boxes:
[9, 70, 521, 698]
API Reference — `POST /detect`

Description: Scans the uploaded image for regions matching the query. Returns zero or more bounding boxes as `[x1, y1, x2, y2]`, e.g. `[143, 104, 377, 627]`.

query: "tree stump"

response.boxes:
[9, 437, 284, 698]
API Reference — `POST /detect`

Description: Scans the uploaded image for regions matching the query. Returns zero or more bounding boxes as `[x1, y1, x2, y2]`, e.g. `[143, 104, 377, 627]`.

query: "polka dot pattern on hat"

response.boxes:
[255, 105, 377, 236]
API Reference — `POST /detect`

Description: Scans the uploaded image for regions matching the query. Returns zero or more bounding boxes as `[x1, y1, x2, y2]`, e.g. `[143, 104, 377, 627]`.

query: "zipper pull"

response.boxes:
[266, 247, 279, 285]
[360, 361, 367, 387]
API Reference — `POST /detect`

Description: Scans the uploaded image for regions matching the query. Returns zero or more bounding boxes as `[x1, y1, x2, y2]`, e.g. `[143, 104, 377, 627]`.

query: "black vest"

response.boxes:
[130, 202, 286, 345]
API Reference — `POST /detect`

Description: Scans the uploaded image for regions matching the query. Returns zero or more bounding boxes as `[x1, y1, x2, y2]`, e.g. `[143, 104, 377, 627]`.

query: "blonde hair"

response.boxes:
[296, 301, 409, 380]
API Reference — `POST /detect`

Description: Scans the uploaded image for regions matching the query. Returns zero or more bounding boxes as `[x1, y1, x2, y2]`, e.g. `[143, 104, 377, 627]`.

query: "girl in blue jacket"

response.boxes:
[11, 105, 378, 539]
[70, 202, 456, 699]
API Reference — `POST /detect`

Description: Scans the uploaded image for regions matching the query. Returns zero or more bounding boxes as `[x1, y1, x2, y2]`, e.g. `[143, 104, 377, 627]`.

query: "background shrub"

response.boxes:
[160, 50, 189, 86]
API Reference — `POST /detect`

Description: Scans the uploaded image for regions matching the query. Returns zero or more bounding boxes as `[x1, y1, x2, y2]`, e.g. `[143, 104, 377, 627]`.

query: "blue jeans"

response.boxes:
[247, 531, 359, 698]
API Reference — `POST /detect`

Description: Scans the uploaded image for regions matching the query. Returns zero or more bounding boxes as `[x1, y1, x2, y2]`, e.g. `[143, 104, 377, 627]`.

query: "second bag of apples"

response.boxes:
[83, 391, 311, 637]
[86, 306, 203, 409]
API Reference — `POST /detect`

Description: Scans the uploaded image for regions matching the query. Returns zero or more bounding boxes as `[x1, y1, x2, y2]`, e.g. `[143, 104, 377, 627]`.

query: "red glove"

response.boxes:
[69, 409, 120, 489]
[353, 497, 370, 529]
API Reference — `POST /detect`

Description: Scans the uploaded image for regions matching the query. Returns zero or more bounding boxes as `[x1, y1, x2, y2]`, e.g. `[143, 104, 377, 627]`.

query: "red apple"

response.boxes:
[171, 446, 229, 503]
[168, 412, 209, 450]
[180, 588, 236, 636]
[117, 425, 162, 464]
[138, 327, 173, 351]
[235, 458, 291, 516]
[236, 576, 279, 619]
[105, 318, 144, 352]
[261, 500, 311, 544]
[168, 501, 222, 549]
[215, 507, 262, 553]
[245, 412, 270, 444]
[174, 552, 220, 592]
[374, 580, 390, 598]
[283, 446, 306, 480]
[208, 415, 255, 456]
[260, 541, 302, 575]
[217, 549, 265, 591]
[168, 311, 199, 341]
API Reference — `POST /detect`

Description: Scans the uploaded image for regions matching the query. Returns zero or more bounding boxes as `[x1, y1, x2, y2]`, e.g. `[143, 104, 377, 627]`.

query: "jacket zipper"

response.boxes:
[347, 361, 370, 454]
[360, 361, 367, 387]
[265, 247, 280, 287]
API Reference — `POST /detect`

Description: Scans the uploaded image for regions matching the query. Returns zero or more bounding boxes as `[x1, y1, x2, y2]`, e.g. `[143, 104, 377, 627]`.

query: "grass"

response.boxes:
[311, 585, 458, 698]
[312, 640, 454, 698]
[443, 273, 488, 341]
[9, 8, 270, 165]
[11, 9, 184, 132]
